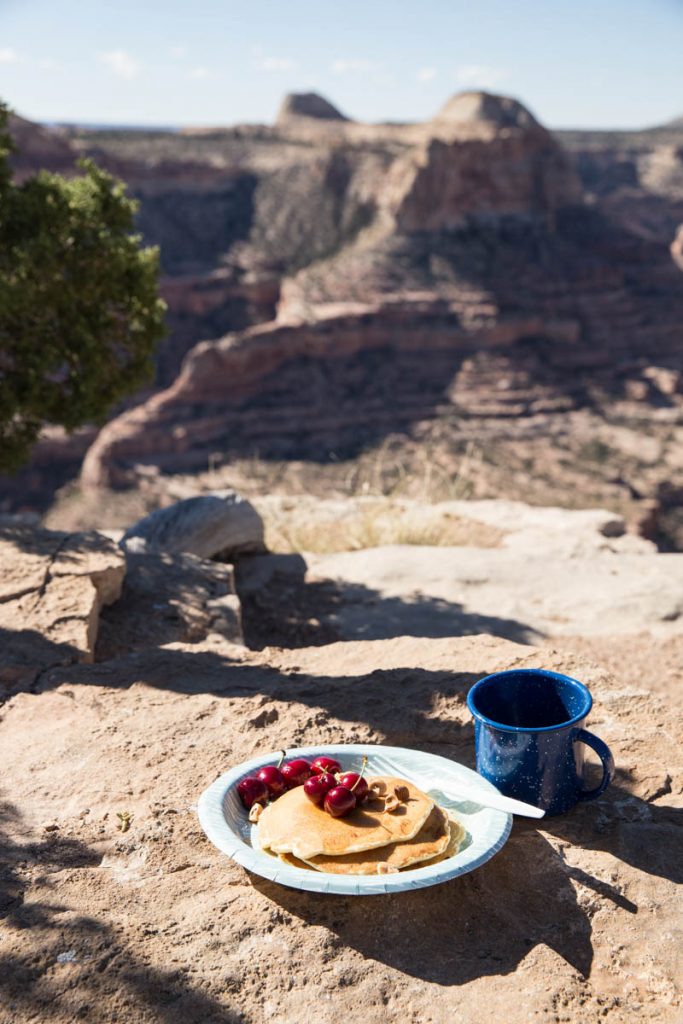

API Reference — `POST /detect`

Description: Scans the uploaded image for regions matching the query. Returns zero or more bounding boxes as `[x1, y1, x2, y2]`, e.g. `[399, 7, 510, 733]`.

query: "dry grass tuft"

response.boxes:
[255, 496, 504, 554]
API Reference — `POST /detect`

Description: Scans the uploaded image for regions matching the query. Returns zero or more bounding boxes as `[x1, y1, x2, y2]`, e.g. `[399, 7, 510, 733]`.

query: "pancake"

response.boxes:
[277, 807, 466, 875]
[298, 803, 450, 874]
[412, 815, 467, 868]
[257, 776, 434, 860]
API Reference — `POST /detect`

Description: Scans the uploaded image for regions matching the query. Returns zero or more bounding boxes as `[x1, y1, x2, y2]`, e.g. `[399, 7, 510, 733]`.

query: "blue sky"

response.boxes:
[1, 0, 681, 129]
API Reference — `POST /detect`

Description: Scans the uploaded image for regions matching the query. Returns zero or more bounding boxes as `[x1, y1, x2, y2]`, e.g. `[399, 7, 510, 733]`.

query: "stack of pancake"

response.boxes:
[257, 775, 465, 875]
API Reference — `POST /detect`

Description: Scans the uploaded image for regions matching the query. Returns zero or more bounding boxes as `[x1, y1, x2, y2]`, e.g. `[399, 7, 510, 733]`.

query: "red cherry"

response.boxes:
[337, 772, 369, 803]
[311, 756, 342, 776]
[237, 776, 269, 810]
[281, 758, 312, 788]
[257, 765, 287, 798]
[324, 785, 357, 817]
[303, 772, 337, 805]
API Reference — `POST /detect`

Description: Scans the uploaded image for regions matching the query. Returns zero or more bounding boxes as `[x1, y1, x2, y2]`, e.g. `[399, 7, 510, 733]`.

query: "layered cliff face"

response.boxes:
[7, 114, 77, 180]
[79, 93, 683, 507]
[389, 93, 581, 232]
[5, 95, 683, 540]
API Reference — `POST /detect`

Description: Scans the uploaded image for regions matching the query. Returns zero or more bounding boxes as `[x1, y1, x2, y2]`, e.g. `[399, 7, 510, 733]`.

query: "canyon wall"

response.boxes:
[70, 93, 682, 493]
[3, 94, 683, 531]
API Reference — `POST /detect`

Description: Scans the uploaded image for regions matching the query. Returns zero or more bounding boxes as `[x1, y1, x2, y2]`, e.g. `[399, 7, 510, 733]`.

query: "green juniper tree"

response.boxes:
[0, 102, 166, 472]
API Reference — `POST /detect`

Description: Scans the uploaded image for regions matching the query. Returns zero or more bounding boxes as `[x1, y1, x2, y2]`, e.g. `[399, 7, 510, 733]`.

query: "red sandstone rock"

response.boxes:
[7, 113, 77, 181]
[7, 96, 683, 517]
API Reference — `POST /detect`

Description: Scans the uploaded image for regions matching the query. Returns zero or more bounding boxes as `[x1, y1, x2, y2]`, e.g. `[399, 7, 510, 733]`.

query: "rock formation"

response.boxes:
[388, 93, 581, 232]
[121, 490, 265, 558]
[0, 494, 253, 693]
[5, 96, 683, 539]
[76, 93, 683, 495]
[7, 113, 77, 181]
[235, 497, 682, 648]
[0, 522, 124, 690]
[96, 548, 242, 659]
[276, 91, 349, 124]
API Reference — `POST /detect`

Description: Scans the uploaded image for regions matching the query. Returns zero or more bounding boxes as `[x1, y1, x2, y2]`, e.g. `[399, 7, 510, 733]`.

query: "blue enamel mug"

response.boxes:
[466, 668, 615, 816]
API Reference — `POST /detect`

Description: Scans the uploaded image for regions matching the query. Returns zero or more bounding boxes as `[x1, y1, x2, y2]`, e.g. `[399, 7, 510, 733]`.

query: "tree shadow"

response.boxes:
[2, 618, 676, 923]
[235, 552, 541, 650]
[0, 626, 83, 699]
[26, 638, 483, 754]
[0, 799, 243, 1024]
[249, 825, 595, 984]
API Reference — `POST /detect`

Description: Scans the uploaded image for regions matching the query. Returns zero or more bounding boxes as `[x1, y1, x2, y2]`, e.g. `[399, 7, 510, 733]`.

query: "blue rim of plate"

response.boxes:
[197, 743, 512, 895]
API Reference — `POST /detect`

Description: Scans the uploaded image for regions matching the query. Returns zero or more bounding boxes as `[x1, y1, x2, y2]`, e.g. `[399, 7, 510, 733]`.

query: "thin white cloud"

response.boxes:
[168, 46, 186, 59]
[38, 58, 62, 71]
[331, 57, 379, 75]
[186, 66, 217, 81]
[99, 49, 142, 81]
[258, 56, 296, 72]
[416, 67, 437, 83]
[456, 64, 508, 90]
[0, 48, 20, 64]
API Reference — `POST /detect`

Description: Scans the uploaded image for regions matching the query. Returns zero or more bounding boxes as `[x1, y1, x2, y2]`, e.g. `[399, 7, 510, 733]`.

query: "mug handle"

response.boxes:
[576, 729, 615, 800]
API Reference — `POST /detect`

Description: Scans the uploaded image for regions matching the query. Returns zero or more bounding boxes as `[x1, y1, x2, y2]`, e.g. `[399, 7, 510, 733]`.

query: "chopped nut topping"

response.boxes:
[394, 785, 410, 802]
[369, 780, 387, 796]
[384, 794, 401, 813]
[248, 803, 264, 823]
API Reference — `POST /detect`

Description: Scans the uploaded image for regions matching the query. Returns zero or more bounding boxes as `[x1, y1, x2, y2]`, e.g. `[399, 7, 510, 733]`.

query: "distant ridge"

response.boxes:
[49, 121, 181, 133]
[276, 92, 349, 125]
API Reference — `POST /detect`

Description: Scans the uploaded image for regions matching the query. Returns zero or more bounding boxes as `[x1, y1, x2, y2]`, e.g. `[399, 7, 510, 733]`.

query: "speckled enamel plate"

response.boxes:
[197, 744, 512, 895]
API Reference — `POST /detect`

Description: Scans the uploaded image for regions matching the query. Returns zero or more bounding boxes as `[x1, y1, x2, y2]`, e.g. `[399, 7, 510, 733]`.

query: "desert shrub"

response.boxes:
[0, 102, 166, 471]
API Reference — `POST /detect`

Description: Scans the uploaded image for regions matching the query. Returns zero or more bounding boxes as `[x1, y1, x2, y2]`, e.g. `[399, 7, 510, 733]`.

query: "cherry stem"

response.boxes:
[276, 750, 286, 769]
[350, 756, 368, 792]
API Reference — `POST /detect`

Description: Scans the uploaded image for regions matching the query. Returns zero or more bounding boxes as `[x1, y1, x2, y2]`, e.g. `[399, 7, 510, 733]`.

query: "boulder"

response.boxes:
[0, 523, 125, 691]
[121, 491, 265, 559]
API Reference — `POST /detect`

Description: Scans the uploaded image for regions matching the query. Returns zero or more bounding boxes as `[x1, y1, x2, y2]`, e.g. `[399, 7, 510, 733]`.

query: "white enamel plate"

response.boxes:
[198, 743, 512, 895]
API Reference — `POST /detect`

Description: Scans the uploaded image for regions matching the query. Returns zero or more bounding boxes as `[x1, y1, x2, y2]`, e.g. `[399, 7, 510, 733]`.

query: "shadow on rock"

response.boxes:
[31, 639, 485, 754]
[236, 552, 541, 649]
[0, 800, 243, 1024]
[541, 768, 683, 886]
[250, 827, 594, 984]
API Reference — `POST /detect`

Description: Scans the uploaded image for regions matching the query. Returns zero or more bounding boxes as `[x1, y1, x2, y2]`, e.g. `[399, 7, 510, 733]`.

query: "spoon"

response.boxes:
[371, 753, 545, 819]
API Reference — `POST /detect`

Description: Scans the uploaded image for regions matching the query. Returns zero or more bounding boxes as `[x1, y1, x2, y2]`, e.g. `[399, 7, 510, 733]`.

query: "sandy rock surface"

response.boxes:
[300, 544, 683, 641]
[0, 524, 124, 693]
[1, 633, 680, 1024]
[237, 502, 683, 647]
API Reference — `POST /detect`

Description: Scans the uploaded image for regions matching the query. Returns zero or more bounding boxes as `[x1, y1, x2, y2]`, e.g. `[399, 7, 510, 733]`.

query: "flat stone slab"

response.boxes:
[0, 634, 680, 1023]
[297, 544, 683, 641]
[0, 523, 125, 692]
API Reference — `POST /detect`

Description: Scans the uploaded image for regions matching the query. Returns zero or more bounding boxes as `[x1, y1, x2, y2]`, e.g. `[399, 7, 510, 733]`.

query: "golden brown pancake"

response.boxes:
[409, 815, 467, 868]
[297, 803, 450, 874]
[277, 807, 466, 875]
[257, 776, 434, 860]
